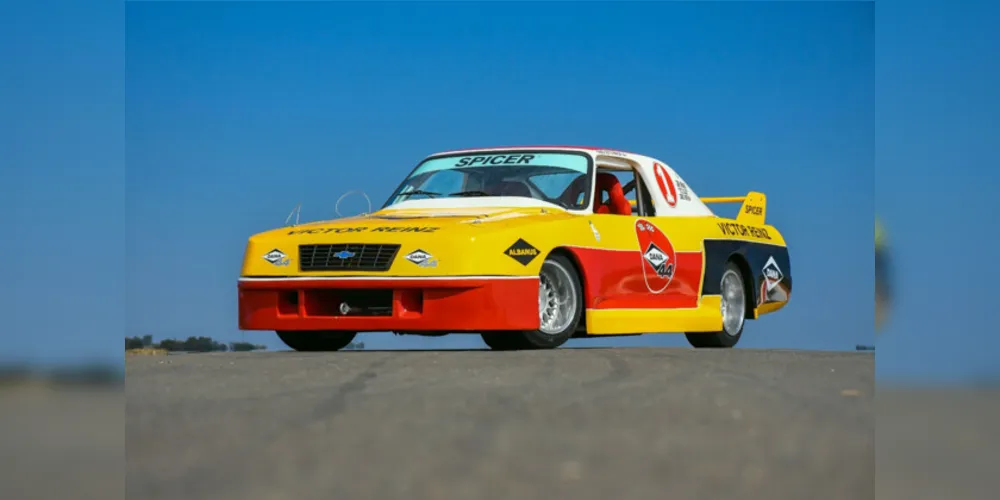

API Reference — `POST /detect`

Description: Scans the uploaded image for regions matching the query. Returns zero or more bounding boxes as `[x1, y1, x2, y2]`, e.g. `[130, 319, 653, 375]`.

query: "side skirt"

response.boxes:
[584, 296, 723, 335]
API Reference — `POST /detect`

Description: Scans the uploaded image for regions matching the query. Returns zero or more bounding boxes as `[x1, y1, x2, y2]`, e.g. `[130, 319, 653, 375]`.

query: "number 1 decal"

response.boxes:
[653, 162, 678, 208]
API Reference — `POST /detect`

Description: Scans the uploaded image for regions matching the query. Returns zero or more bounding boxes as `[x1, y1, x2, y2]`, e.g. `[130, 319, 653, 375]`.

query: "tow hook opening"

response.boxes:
[299, 289, 394, 317]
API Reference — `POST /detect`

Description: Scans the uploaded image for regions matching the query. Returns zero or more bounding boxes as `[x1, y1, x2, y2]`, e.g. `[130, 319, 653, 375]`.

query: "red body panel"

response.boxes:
[238, 277, 540, 332]
[567, 248, 704, 310]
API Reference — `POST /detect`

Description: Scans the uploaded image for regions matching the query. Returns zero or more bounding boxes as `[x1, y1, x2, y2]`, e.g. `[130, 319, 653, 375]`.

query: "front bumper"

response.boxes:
[238, 276, 540, 332]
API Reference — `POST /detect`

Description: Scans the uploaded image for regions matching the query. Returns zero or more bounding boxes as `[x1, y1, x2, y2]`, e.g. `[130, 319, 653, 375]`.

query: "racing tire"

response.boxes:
[518, 253, 584, 349]
[276, 330, 357, 352]
[685, 261, 746, 348]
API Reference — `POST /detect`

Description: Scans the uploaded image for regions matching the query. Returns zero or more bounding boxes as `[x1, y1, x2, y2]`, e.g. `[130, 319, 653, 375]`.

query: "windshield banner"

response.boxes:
[414, 152, 589, 175]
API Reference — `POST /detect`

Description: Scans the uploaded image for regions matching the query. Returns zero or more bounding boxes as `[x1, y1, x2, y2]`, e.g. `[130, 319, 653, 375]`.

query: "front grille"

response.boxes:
[299, 243, 400, 272]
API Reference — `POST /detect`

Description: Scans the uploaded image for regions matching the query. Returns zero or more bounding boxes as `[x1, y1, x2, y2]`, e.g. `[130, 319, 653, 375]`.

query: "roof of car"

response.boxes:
[430, 145, 636, 156]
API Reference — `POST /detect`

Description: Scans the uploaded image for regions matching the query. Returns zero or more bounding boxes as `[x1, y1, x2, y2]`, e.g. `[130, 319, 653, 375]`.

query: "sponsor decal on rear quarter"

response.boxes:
[762, 256, 784, 291]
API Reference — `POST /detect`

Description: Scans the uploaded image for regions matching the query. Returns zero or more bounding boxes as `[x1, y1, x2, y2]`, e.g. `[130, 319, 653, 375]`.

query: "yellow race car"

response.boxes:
[238, 146, 792, 351]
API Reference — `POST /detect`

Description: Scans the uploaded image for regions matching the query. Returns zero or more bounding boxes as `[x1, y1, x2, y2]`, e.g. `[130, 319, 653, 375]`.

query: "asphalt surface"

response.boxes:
[1, 385, 123, 500]
[126, 347, 874, 500]
[876, 386, 1000, 500]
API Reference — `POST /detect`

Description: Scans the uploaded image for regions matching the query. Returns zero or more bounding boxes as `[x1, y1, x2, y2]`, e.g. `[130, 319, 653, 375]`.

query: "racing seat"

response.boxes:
[594, 172, 632, 215]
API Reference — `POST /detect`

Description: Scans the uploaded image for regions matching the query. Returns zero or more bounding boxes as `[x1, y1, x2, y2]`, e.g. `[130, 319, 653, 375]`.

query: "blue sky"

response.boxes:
[2, 1, 997, 383]
[873, 0, 1000, 383]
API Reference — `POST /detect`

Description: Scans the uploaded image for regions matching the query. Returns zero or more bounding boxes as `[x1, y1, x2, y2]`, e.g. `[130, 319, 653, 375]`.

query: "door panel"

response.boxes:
[580, 215, 703, 310]
[582, 166, 703, 311]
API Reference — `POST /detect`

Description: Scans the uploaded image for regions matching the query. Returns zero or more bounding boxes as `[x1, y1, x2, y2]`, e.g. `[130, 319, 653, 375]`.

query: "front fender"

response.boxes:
[468, 216, 598, 275]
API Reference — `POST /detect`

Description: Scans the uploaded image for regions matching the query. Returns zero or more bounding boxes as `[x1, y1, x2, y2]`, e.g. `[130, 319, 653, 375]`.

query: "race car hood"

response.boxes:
[241, 205, 576, 276]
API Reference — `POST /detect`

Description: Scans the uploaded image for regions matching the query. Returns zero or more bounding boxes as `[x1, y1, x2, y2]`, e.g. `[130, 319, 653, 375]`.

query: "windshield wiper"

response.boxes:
[398, 190, 441, 199]
[448, 190, 492, 197]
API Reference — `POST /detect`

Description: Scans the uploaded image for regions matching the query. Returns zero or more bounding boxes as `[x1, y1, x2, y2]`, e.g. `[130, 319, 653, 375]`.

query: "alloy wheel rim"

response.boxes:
[538, 261, 578, 335]
[720, 270, 745, 336]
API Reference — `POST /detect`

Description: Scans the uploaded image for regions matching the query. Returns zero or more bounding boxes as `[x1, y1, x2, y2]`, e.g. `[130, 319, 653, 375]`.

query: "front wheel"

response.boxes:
[685, 261, 746, 348]
[482, 253, 583, 350]
[276, 330, 357, 352]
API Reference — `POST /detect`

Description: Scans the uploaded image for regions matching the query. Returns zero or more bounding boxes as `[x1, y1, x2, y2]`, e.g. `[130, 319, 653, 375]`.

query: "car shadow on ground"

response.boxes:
[272, 346, 623, 354]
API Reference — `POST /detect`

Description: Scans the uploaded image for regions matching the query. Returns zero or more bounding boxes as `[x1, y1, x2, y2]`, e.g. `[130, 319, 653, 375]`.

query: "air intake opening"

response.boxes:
[303, 289, 393, 317]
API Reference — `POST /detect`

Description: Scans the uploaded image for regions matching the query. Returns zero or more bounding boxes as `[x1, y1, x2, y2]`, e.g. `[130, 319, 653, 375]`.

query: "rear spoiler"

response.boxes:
[701, 192, 767, 225]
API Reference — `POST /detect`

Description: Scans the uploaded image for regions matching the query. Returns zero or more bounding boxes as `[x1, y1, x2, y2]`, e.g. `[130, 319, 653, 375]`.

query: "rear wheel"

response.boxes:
[276, 330, 357, 352]
[685, 261, 746, 348]
[481, 253, 583, 350]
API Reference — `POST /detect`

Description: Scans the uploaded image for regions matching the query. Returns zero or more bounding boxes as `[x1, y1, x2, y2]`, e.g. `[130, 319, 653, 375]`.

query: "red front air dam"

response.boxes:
[238, 277, 540, 332]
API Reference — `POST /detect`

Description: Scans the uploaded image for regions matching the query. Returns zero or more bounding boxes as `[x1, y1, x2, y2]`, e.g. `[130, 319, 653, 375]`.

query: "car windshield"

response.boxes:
[383, 151, 593, 210]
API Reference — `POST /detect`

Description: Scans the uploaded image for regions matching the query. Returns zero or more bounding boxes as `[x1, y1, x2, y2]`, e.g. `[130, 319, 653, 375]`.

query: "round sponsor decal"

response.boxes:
[635, 218, 676, 293]
[652, 162, 678, 208]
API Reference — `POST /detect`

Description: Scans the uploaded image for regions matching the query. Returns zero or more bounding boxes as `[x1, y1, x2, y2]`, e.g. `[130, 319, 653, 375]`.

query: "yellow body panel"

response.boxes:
[586, 296, 723, 334]
[243, 207, 589, 278]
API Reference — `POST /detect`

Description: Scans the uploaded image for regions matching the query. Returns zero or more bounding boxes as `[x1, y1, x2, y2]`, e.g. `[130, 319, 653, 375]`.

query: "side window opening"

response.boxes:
[594, 166, 655, 216]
